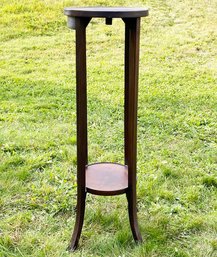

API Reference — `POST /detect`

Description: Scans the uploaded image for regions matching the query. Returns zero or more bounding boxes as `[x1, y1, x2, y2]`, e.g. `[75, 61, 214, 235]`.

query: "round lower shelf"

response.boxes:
[86, 162, 128, 196]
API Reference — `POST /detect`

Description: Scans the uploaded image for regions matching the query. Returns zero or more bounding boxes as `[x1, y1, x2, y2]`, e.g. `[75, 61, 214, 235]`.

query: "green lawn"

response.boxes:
[0, 0, 217, 256]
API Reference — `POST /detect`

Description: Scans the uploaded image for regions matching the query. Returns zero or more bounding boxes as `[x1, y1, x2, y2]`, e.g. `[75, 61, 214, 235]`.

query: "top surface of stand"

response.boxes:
[64, 7, 149, 18]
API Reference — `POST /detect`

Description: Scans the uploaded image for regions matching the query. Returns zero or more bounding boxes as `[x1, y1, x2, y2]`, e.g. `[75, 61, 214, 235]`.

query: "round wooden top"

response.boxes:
[64, 7, 149, 18]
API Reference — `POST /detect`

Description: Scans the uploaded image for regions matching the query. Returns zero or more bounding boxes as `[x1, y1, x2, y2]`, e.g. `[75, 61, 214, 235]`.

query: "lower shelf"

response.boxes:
[86, 162, 128, 196]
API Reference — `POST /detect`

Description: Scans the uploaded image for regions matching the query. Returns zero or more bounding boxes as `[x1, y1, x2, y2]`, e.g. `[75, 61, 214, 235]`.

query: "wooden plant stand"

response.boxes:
[64, 7, 149, 250]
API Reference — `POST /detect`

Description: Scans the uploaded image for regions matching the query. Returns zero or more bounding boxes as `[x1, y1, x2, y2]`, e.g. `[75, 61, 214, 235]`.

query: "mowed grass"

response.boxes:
[0, 0, 217, 256]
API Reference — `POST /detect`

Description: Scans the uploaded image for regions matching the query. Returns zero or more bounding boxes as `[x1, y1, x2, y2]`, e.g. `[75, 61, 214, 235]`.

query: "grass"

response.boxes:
[0, 0, 217, 256]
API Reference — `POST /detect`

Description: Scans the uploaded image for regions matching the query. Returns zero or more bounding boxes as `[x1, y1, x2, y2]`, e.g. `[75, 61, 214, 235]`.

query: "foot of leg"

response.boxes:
[68, 191, 86, 251]
[126, 192, 142, 242]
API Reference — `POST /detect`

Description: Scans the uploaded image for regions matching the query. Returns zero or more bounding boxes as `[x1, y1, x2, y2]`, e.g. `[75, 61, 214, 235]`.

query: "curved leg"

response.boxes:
[123, 17, 142, 243]
[126, 190, 142, 242]
[68, 17, 91, 251]
[68, 190, 86, 251]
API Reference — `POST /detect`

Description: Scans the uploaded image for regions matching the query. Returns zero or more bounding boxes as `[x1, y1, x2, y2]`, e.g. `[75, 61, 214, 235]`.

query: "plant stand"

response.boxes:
[64, 7, 149, 250]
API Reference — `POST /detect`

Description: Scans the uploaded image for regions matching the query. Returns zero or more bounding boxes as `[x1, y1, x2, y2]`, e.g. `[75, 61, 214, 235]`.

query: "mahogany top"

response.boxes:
[64, 7, 149, 18]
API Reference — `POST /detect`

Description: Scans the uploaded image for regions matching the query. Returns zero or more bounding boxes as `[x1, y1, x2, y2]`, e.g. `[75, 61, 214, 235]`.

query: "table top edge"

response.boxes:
[64, 7, 149, 18]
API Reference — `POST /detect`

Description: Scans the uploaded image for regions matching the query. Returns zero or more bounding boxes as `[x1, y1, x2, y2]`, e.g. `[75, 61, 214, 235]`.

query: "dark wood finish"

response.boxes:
[105, 17, 112, 25]
[64, 7, 148, 18]
[86, 163, 128, 196]
[123, 17, 142, 243]
[68, 17, 91, 252]
[65, 7, 149, 251]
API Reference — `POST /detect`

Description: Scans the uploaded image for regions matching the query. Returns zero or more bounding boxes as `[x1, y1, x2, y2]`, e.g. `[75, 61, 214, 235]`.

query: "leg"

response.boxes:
[123, 17, 142, 242]
[68, 191, 86, 251]
[68, 17, 91, 251]
[126, 189, 142, 242]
